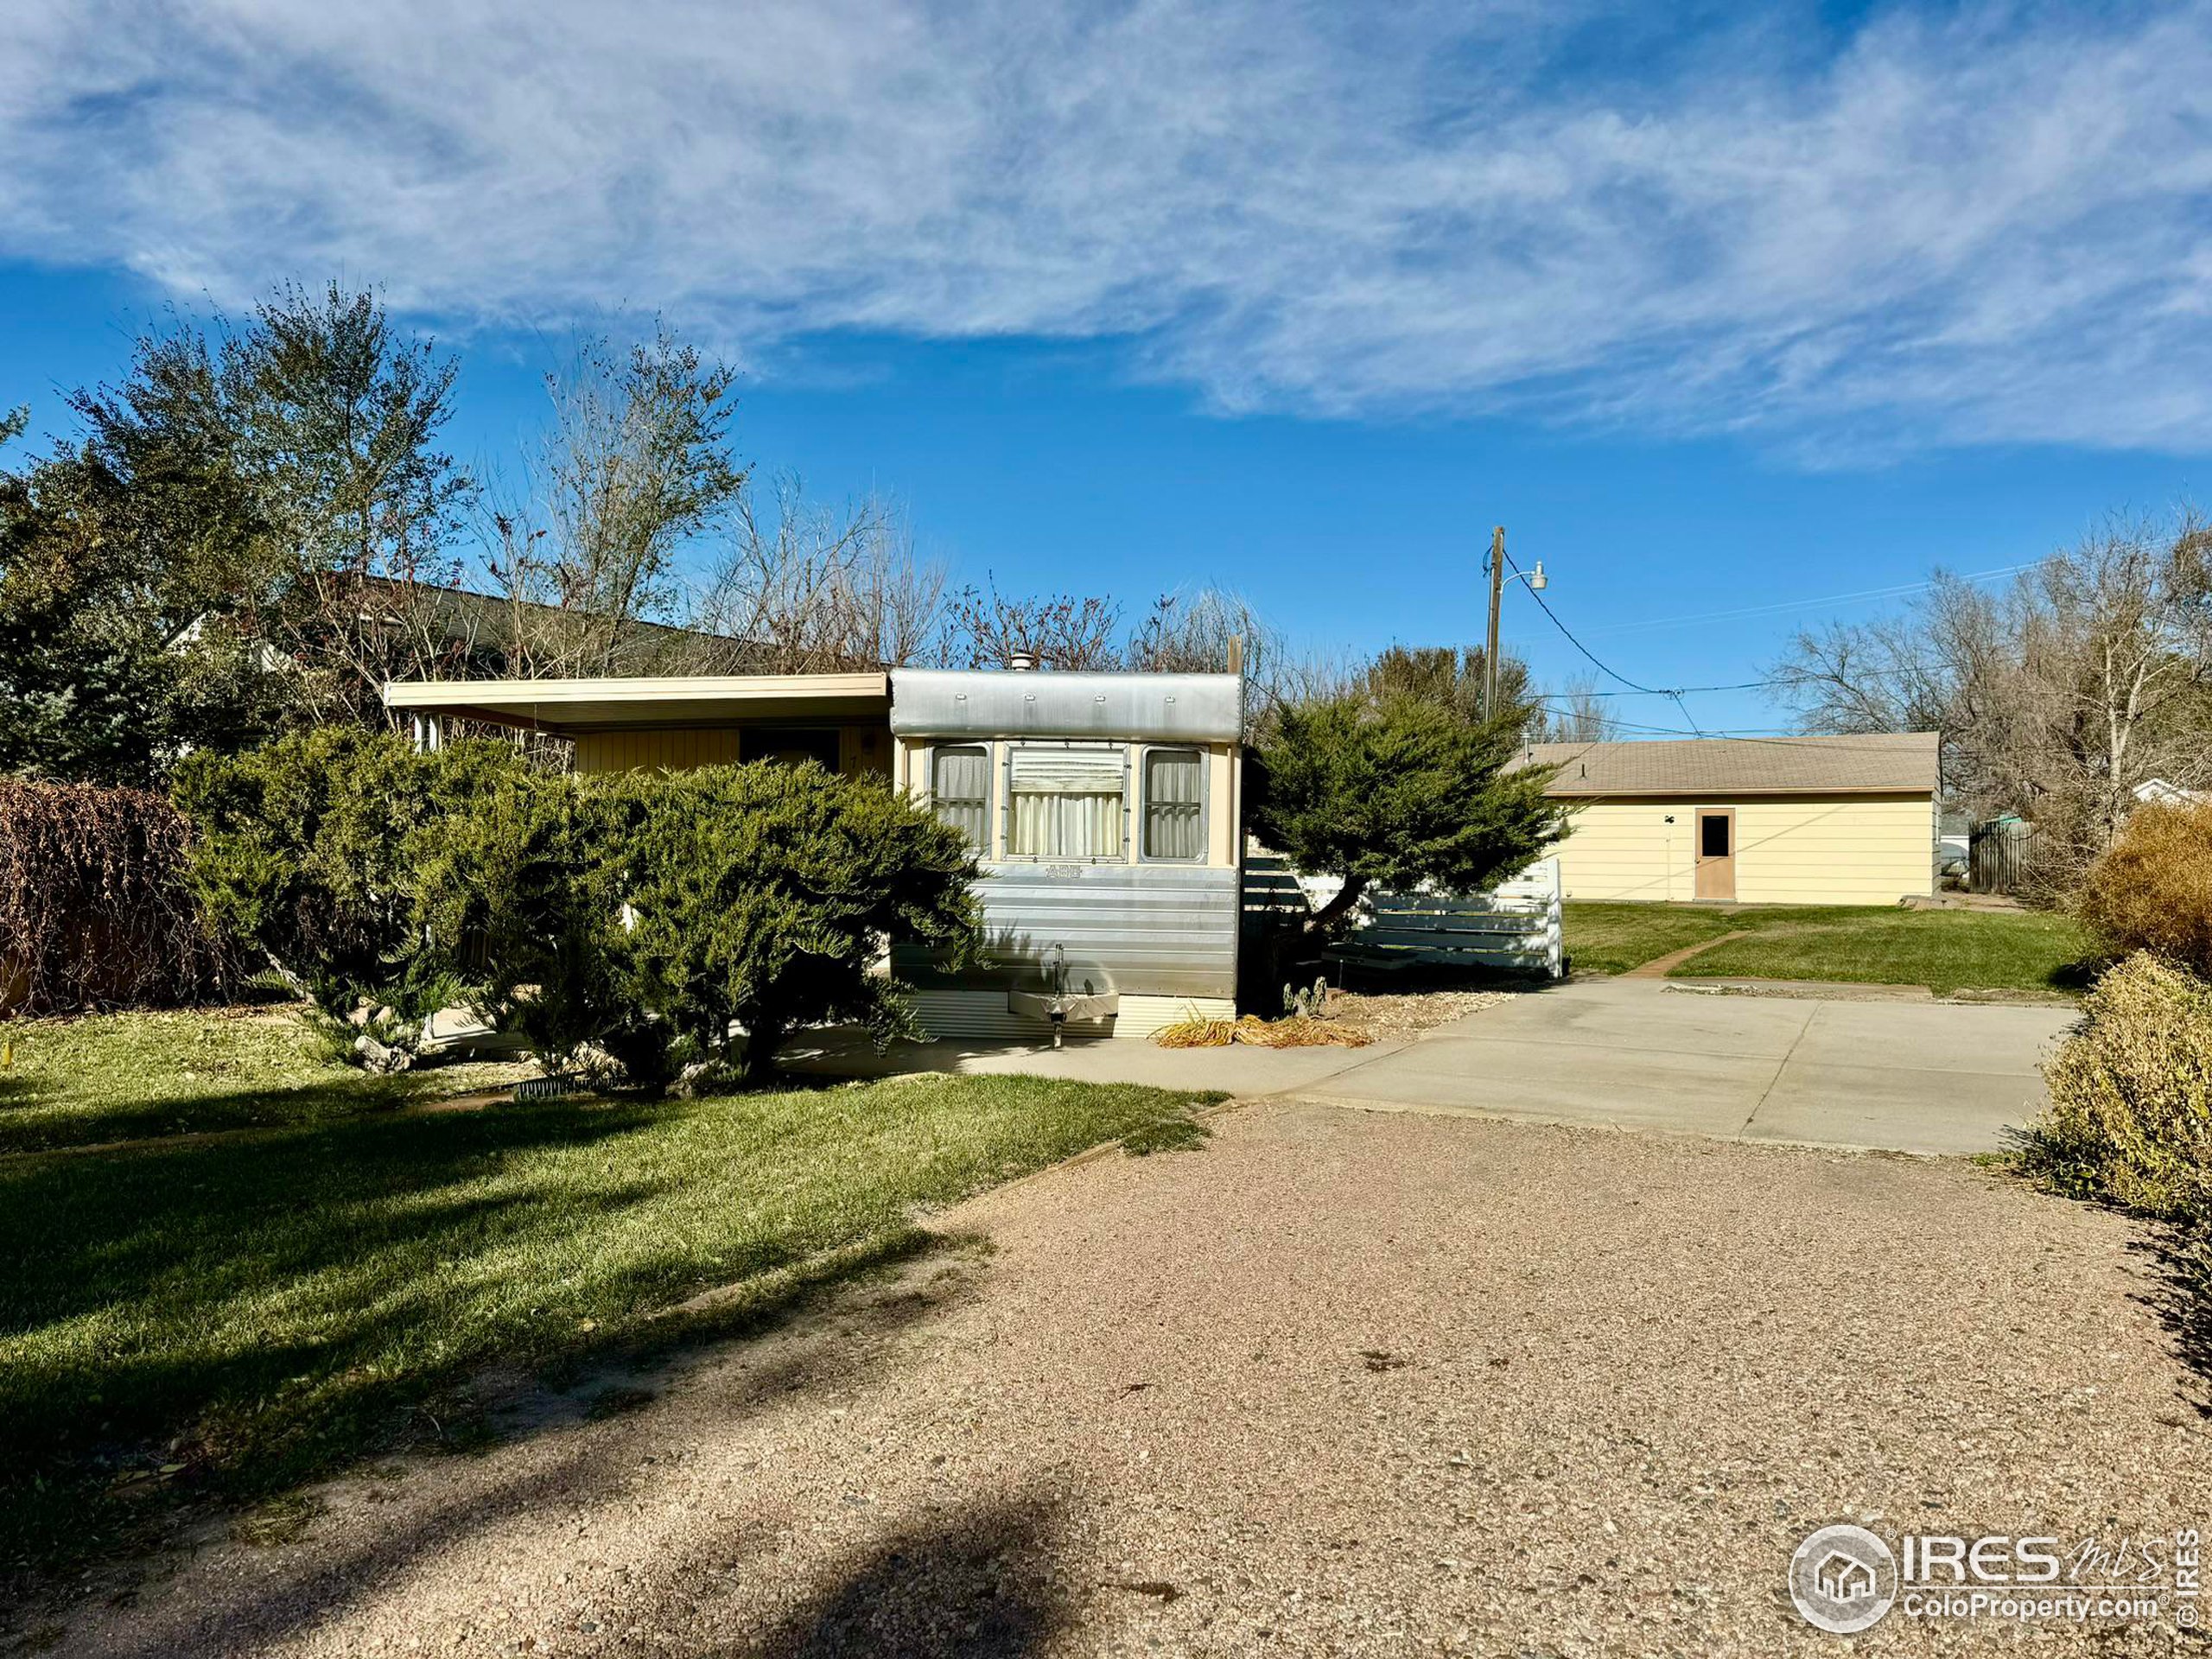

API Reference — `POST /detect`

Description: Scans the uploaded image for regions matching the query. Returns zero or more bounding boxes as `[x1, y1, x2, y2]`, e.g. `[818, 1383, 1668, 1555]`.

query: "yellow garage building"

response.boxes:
[1519, 733, 1940, 906]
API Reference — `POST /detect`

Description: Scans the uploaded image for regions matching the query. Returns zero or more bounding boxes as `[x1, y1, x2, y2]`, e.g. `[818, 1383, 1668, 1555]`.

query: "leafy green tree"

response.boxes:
[0, 409, 277, 784]
[1361, 644, 1533, 724]
[122, 281, 475, 722]
[1249, 688, 1562, 937]
[2, 284, 475, 785]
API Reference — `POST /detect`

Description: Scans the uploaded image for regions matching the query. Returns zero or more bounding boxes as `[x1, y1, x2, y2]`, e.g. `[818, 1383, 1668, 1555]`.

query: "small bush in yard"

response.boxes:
[2075, 799, 2212, 979]
[2027, 953, 2212, 1219]
[171, 728, 531, 1060]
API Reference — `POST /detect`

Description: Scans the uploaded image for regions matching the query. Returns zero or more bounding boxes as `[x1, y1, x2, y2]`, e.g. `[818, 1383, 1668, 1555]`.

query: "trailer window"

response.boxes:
[1007, 747, 1124, 859]
[931, 746, 990, 849]
[1141, 748, 1205, 860]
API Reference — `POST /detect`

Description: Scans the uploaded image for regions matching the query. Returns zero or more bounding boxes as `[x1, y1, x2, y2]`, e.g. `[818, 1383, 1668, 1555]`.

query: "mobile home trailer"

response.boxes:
[383, 665, 1243, 1044]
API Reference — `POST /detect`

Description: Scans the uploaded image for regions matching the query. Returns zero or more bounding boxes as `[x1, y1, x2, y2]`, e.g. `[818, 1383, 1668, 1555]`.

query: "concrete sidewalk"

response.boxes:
[780, 1024, 1404, 1098]
[788, 976, 2077, 1155]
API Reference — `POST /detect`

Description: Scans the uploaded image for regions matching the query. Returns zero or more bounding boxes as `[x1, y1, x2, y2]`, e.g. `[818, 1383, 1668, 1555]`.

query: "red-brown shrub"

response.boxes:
[2075, 799, 2212, 980]
[0, 779, 232, 1014]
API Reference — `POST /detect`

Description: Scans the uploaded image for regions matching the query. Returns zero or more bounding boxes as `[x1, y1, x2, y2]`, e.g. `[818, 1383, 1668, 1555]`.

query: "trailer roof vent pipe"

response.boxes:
[1007, 649, 1037, 672]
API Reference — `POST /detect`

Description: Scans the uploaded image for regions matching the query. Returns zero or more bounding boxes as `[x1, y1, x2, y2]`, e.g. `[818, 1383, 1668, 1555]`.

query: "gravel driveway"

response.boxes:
[48, 1102, 2212, 1657]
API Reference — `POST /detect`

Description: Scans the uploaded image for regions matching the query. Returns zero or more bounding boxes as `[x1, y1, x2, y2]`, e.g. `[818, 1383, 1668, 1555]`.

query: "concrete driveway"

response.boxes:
[793, 978, 2077, 1155]
[1287, 978, 2076, 1155]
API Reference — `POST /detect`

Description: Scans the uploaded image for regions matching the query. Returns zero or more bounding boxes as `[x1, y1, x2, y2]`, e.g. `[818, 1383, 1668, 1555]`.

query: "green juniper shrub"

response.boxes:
[619, 761, 982, 1084]
[424, 760, 982, 1089]
[1247, 690, 1563, 940]
[2026, 952, 2212, 1219]
[170, 728, 529, 1056]
[411, 766, 668, 1087]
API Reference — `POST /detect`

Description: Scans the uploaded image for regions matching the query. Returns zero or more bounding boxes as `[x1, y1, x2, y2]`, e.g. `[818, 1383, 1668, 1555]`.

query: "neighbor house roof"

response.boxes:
[1518, 732, 1939, 798]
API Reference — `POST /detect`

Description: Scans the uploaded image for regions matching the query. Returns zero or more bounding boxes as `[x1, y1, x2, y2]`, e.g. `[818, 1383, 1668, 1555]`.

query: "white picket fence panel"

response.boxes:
[1252, 854, 1563, 979]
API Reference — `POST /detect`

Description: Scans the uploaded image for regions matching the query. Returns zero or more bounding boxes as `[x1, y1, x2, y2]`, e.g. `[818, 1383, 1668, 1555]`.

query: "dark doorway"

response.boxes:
[747, 727, 842, 772]
[1694, 807, 1736, 901]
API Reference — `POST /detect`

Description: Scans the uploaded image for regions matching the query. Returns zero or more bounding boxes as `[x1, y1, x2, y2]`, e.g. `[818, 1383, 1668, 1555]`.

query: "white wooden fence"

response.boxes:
[1242, 853, 1565, 979]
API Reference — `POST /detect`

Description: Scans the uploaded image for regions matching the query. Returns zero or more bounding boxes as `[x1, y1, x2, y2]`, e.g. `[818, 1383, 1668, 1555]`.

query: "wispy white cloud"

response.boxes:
[3, 0, 2209, 454]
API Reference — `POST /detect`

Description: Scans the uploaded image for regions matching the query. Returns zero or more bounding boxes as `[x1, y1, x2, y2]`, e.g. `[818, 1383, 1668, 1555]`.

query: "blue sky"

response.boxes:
[4, 1, 2209, 734]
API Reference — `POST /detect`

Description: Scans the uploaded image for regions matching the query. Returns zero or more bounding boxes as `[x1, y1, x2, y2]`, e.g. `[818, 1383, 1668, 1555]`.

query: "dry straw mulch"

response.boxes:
[1153, 1014, 1374, 1050]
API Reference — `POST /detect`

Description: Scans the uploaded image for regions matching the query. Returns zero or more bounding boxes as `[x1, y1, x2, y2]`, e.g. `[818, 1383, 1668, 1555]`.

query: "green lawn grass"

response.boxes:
[1673, 907, 2094, 995]
[0, 1006, 534, 1154]
[1561, 902, 1862, 976]
[0, 1018, 1220, 1576]
[1565, 901, 2095, 993]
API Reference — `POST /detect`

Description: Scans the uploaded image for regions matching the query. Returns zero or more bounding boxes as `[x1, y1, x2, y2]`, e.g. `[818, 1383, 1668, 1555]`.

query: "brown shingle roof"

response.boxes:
[1518, 732, 1939, 798]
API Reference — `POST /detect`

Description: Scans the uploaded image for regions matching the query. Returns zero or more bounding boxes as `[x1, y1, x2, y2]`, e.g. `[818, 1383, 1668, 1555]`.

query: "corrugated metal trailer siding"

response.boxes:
[895, 862, 1238, 1039]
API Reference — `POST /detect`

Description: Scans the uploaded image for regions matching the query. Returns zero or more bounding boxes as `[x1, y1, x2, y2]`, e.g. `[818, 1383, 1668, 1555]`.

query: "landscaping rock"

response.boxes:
[352, 1033, 415, 1074]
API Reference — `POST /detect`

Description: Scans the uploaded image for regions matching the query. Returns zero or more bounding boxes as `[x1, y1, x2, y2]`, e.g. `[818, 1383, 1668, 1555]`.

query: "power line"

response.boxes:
[1541, 678, 1773, 699]
[1521, 700, 1938, 751]
[1583, 562, 2037, 638]
[1499, 541, 1713, 734]
[1533, 670, 1896, 701]
[1500, 544, 1666, 697]
[1497, 540, 1949, 748]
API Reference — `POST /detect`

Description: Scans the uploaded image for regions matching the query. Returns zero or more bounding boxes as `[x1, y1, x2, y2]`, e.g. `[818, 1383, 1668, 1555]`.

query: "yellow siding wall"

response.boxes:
[1208, 746, 1238, 867]
[1550, 795, 1936, 905]
[575, 724, 893, 778]
[574, 728, 743, 774]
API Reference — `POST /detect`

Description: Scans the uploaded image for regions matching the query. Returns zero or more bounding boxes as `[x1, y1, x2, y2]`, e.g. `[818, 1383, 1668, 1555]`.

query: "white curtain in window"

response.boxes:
[1011, 791, 1122, 856]
[1143, 748, 1204, 859]
[932, 746, 989, 847]
[1009, 748, 1124, 857]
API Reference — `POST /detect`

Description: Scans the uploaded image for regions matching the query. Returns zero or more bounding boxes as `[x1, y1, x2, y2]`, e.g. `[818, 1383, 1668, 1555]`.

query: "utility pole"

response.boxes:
[1482, 524, 1505, 724]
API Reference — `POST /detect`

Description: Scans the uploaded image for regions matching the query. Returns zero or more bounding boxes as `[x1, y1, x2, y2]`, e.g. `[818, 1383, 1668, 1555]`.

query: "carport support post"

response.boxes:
[1482, 525, 1506, 723]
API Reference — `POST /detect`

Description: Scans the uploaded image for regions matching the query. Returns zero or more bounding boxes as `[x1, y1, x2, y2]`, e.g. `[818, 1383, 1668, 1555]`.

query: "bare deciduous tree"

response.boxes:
[682, 476, 948, 671]
[1124, 588, 1276, 674]
[486, 326, 745, 678]
[1535, 676, 1615, 744]
[944, 579, 1122, 671]
[1774, 513, 2212, 886]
